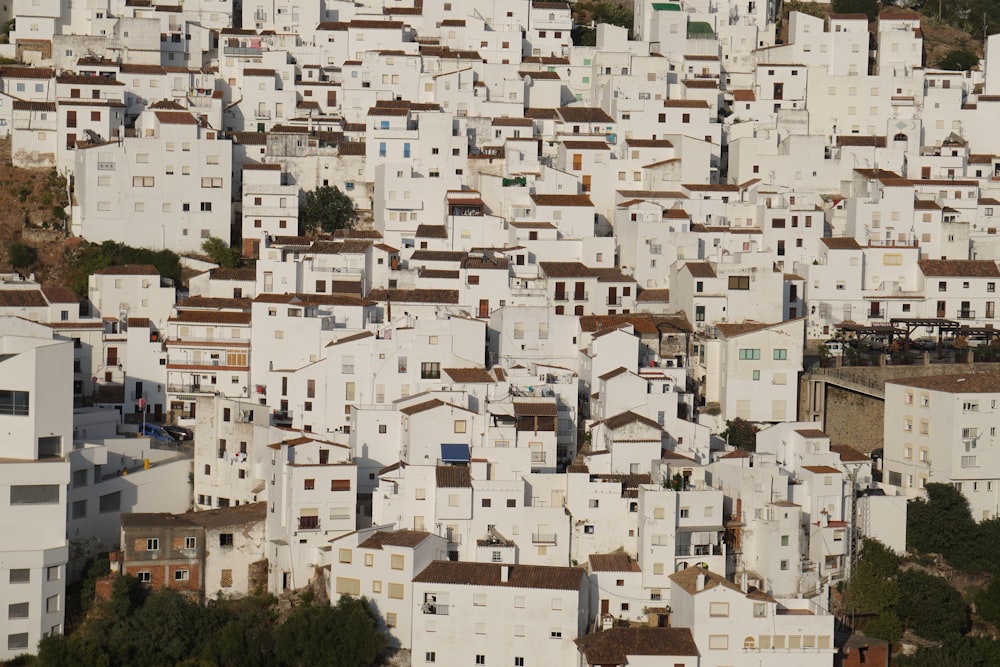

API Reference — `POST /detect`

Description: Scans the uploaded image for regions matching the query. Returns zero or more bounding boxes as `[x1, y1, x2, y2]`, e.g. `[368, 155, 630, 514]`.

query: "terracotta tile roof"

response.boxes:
[821, 237, 863, 250]
[416, 224, 448, 238]
[625, 138, 673, 148]
[682, 79, 719, 89]
[12, 101, 56, 111]
[531, 193, 594, 207]
[663, 99, 709, 108]
[521, 70, 560, 79]
[524, 108, 559, 119]
[444, 368, 495, 383]
[575, 627, 699, 663]
[56, 74, 124, 86]
[684, 261, 716, 278]
[127, 317, 151, 328]
[720, 449, 751, 459]
[887, 372, 1000, 394]
[436, 465, 471, 488]
[178, 296, 251, 310]
[556, 107, 614, 123]
[400, 398, 445, 415]
[378, 461, 406, 475]
[366, 288, 460, 304]
[794, 428, 828, 439]
[492, 117, 533, 127]
[155, 110, 198, 125]
[598, 367, 629, 381]
[636, 288, 670, 302]
[338, 141, 366, 156]
[600, 411, 662, 431]
[210, 268, 256, 281]
[169, 310, 251, 325]
[539, 261, 593, 277]
[837, 135, 887, 147]
[733, 89, 756, 101]
[94, 264, 159, 275]
[513, 400, 558, 416]
[716, 321, 781, 337]
[578, 314, 691, 335]
[831, 443, 870, 462]
[0, 290, 47, 307]
[0, 66, 54, 79]
[410, 250, 465, 262]
[462, 254, 510, 270]
[184, 502, 267, 528]
[358, 529, 433, 550]
[119, 63, 167, 75]
[419, 269, 459, 279]
[41, 286, 77, 303]
[325, 331, 374, 347]
[669, 565, 742, 595]
[414, 560, 585, 590]
[588, 553, 641, 572]
[802, 465, 842, 474]
[918, 259, 1000, 278]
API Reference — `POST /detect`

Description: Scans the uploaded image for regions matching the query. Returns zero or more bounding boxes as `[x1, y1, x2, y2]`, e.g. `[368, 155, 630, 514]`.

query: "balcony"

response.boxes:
[255, 109, 272, 119]
[421, 603, 449, 615]
[532, 533, 557, 544]
[166, 383, 215, 395]
[868, 310, 884, 320]
[554, 294, 569, 302]
[223, 46, 263, 57]
[297, 516, 319, 531]
[675, 544, 724, 557]
[606, 297, 622, 306]
[957, 310, 976, 319]
[272, 409, 293, 425]
[574, 292, 588, 301]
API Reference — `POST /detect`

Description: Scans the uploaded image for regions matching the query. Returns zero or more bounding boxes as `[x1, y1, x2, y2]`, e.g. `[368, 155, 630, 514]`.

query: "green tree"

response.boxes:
[68, 241, 182, 297]
[843, 560, 899, 617]
[8, 241, 37, 268]
[831, 0, 878, 20]
[897, 569, 969, 640]
[859, 537, 901, 578]
[939, 48, 979, 71]
[719, 417, 759, 451]
[300, 186, 357, 234]
[275, 595, 386, 667]
[865, 609, 903, 643]
[907, 483, 976, 561]
[201, 237, 242, 269]
[207, 596, 279, 667]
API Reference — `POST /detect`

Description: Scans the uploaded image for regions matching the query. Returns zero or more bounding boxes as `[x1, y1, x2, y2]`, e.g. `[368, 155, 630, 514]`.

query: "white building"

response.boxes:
[884, 373, 1000, 521]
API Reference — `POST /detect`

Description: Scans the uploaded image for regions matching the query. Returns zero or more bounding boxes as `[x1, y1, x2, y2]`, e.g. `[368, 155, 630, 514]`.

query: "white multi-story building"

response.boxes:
[411, 561, 588, 667]
[0, 332, 72, 660]
[73, 108, 232, 253]
[884, 373, 1000, 521]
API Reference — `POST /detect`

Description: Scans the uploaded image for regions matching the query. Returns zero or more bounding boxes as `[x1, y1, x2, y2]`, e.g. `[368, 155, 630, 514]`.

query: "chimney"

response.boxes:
[501, 564, 512, 583]
[695, 572, 706, 592]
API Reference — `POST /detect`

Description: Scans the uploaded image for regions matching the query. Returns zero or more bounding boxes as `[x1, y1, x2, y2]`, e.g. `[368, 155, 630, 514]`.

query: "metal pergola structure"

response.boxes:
[834, 318, 999, 351]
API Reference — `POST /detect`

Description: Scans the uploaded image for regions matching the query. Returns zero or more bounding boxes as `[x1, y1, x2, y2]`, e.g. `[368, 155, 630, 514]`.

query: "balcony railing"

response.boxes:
[255, 109, 272, 119]
[166, 383, 214, 394]
[574, 292, 588, 301]
[606, 297, 622, 306]
[223, 46, 263, 57]
[298, 516, 319, 530]
[676, 544, 724, 557]
[868, 311, 884, 320]
[957, 310, 976, 319]
[422, 603, 449, 615]
[532, 533, 557, 544]
[272, 409, 293, 424]
[554, 294, 569, 302]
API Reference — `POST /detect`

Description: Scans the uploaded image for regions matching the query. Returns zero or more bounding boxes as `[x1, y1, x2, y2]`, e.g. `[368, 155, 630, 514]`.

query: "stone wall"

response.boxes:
[800, 361, 1000, 452]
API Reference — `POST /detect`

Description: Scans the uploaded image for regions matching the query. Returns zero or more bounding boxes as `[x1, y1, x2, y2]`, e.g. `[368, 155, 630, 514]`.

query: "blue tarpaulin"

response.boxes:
[440, 443, 470, 462]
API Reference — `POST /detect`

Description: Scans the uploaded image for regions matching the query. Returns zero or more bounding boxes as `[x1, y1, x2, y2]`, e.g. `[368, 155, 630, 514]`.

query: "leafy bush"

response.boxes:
[8, 241, 37, 268]
[67, 241, 182, 297]
[939, 48, 979, 71]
